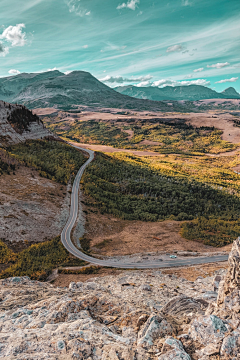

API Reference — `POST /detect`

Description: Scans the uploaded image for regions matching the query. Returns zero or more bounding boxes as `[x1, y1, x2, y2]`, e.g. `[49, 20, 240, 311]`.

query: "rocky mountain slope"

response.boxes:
[115, 84, 240, 101]
[0, 100, 52, 146]
[1, 239, 240, 359]
[0, 71, 186, 112]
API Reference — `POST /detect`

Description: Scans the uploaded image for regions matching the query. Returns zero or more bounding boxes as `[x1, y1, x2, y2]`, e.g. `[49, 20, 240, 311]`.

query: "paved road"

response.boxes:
[61, 145, 229, 269]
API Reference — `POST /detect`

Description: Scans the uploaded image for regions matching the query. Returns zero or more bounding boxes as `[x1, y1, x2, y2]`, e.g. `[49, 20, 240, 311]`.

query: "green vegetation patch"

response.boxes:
[82, 152, 240, 222]
[7, 139, 86, 184]
[46, 117, 237, 155]
[0, 236, 85, 281]
[0, 149, 17, 176]
[54, 120, 130, 148]
[181, 217, 240, 247]
[8, 106, 41, 134]
[0, 240, 16, 264]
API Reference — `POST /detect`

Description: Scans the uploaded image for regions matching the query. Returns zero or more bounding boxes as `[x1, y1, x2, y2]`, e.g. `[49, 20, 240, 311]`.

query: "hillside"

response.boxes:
[0, 101, 52, 146]
[115, 84, 240, 101]
[0, 71, 184, 112]
[221, 87, 240, 98]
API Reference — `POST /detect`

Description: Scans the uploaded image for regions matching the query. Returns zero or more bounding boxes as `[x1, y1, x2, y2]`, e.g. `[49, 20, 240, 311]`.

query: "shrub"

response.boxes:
[181, 217, 240, 247]
[0, 240, 16, 264]
[1, 236, 72, 280]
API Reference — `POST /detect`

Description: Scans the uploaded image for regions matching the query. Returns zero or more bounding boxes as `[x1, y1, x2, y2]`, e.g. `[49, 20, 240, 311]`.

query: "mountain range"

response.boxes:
[0, 71, 182, 112]
[0, 70, 239, 111]
[115, 85, 240, 101]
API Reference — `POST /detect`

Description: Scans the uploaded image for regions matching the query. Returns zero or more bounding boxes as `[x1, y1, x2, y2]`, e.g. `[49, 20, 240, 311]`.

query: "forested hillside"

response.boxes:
[6, 139, 87, 184]
[82, 152, 240, 246]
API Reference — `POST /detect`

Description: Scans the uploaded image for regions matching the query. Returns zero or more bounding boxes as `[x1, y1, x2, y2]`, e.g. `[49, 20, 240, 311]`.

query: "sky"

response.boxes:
[0, 0, 240, 92]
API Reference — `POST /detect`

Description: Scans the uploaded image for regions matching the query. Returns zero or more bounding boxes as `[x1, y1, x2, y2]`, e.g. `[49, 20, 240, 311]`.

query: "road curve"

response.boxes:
[61, 144, 229, 269]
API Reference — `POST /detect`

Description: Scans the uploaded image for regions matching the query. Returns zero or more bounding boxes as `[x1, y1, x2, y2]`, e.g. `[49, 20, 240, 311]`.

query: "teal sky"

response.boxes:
[0, 0, 240, 92]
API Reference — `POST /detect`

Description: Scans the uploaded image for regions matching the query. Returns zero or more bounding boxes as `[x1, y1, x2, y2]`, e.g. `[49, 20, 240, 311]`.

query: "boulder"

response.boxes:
[137, 314, 174, 347]
[161, 295, 206, 320]
[158, 337, 191, 360]
[220, 329, 240, 359]
[188, 314, 230, 347]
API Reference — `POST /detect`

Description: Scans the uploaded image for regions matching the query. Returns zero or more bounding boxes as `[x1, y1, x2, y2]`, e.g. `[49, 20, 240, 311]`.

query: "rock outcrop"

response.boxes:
[217, 237, 240, 306]
[186, 237, 240, 359]
[0, 100, 52, 146]
[2, 238, 240, 359]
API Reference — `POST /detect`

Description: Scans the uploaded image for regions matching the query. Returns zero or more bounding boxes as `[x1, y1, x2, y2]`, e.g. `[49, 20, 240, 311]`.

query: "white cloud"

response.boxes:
[193, 67, 204, 72]
[83, 45, 88, 49]
[136, 80, 152, 87]
[117, 0, 140, 11]
[207, 62, 230, 69]
[0, 24, 26, 47]
[178, 79, 210, 86]
[8, 69, 20, 75]
[166, 44, 184, 53]
[100, 74, 152, 83]
[215, 77, 238, 84]
[48, 67, 58, 71]
[184, 74, 193, 79]
[66, 0, 90, 16]
[152, 78, 210, 87]
[65, 71, 73, 75]
[152, 79, 173, 87]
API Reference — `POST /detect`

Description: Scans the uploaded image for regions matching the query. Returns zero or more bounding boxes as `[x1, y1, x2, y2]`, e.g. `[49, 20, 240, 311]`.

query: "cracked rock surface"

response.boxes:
[1, 238, 240, 359]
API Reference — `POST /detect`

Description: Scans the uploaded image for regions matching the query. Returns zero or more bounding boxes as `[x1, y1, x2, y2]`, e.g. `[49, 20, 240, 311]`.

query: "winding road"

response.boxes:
[61, 145, 229, 269]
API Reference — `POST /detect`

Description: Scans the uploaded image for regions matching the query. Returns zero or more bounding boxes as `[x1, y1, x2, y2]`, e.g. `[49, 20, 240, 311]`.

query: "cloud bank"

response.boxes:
[215, 77, 238, 84]
[207, 62, 230, 69]
[101, 74, 152, 83]
[101, 75, 211, 88]
[152, 78, 210, 87]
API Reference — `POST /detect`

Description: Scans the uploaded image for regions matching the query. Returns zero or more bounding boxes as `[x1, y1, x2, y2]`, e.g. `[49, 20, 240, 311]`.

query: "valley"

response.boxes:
[0, 99, 240, 278]
[39, 107, 240, 155]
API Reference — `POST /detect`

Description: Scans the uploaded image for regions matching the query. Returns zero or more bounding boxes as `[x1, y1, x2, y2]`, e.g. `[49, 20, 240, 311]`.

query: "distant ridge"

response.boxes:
[115, 84, 240, 101]
[0, 71, 185, 112]
[221, 87, 240, 99]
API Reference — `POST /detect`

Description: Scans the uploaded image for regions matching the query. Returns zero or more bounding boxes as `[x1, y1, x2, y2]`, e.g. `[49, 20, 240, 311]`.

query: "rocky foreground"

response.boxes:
[1, 239, 240, 359]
